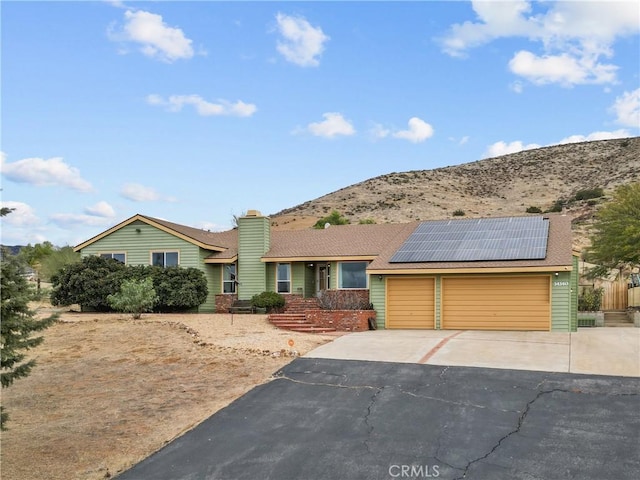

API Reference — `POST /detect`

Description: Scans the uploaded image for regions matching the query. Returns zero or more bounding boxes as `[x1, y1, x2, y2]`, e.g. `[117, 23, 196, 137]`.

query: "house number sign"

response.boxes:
[553, 281, 569, 287]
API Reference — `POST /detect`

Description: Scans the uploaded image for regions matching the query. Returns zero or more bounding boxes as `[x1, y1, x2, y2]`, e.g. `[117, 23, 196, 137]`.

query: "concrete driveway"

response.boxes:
[306, 328, 640, 377]
[116, 358, 640, 480]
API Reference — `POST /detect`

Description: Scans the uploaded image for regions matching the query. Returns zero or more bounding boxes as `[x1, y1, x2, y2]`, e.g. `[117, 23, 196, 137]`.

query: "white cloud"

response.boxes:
[147, 94, 257, 117]
[108, 9, 195, 63]
[509, 50, 617, 86]
[369, 123, 390, 140]
[485, 140, 542, 158]
[84, 201, 116, 218]
[441, 1, 639, 87]
[275, 13, 329, 67]
[120, 183, 163, 202]
[0, 155, 93, 192]
[611, 88, 640, 128]
[392, 117, 434, 143]
[50, 213, 114, 228]
[484, 129, 631, 157]
[305, 112, 355, 138]
[558, 130, 630, 144]
[0, 201, 40, 226]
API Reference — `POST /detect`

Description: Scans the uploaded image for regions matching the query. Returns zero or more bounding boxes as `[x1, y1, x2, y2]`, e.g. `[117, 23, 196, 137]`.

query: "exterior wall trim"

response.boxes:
[370, 266, 572, 275]
[262, 255, 376, 263]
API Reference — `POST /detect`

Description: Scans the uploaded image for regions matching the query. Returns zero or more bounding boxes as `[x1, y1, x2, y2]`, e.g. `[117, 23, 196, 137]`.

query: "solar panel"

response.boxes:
[390, 216, 549, 263]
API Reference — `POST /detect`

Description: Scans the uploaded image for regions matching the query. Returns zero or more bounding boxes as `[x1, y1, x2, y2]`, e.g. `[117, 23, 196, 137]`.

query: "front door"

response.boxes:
[316, 263, 330, 296]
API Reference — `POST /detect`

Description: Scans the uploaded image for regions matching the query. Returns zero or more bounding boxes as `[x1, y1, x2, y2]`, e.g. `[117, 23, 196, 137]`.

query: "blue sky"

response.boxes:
[1, 1, 639, 247]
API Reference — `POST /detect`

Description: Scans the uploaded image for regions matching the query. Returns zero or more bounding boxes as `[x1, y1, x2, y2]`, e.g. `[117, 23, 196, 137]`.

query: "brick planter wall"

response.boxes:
[306, 309, 376, 332]
[215, 294, 237, 313]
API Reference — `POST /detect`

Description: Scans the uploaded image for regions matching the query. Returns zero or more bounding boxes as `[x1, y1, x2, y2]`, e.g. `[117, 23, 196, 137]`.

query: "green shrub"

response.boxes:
[526, 206, 543, 213]
[250, 291, 285, 312]
[313, 210, 350, 229]
[150, 266, 208, 312]
[51, 258, 207, 312]
[50, 256, 126, 311]
[574, 188, 604, 201]
[578, 287, 604, 312]
[107, 278, 158, 319]
[546, 200, 564, 213]
[358, 218, 376, 224]
[452, 209, 465, 217]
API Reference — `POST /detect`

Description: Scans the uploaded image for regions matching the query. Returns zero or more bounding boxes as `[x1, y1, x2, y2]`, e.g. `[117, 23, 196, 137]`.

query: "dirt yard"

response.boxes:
[0, 307, 336, 480]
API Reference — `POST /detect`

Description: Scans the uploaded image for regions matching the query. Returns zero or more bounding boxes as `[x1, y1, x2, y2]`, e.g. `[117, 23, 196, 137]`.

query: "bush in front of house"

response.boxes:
[107, 277, 158, 319]
[578, 287, 604, 312]
[317, 290, 373, 310]
[250, 291, 285, 312]
[51, 256, 126, 311]
[149, 266, 208, 312]
[50, 256, 208, 312]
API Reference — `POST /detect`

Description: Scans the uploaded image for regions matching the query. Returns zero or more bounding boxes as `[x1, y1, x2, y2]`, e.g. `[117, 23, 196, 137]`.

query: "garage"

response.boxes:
[441, 276, 551, 331]
[386, 277, 434, 329]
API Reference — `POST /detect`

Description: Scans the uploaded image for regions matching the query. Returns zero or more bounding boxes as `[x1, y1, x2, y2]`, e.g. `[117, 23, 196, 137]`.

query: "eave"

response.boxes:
[368, 265, 573, 275]
[261, 255, 377, 263]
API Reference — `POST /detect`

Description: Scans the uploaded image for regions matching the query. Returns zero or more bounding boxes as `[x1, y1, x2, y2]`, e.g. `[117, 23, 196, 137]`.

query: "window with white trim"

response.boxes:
[100, 253, 125, 263]
[339, 262, 368, 289]
[277, 263, 291, 293]
[151, 251, 179, 268]
[223, 264, 237, 294]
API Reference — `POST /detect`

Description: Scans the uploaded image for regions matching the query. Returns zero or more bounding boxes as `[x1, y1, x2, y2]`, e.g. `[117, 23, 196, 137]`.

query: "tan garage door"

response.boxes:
[441, 276, 550, 331]
[386, 277, 434, 329]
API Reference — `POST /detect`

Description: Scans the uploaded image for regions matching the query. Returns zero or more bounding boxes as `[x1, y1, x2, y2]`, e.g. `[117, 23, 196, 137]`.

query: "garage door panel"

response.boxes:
[387, 278, 434, 329]
[442, 276, 550, 331]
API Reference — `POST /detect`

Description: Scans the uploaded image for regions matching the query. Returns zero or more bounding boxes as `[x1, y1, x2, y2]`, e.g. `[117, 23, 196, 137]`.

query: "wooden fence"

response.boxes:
[601, 280, 628, 310]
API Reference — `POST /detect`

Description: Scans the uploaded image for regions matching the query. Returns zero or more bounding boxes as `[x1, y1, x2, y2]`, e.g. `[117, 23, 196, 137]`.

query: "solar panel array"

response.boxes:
[390, 216, 549, 263]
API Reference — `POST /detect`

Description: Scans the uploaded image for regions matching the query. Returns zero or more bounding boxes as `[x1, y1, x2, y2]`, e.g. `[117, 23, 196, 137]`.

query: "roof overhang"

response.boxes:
[261, 255, 377, 263]
[368, 265, 573, 275]
[74, 214, 228, 252]
[204, 256, 238, 264]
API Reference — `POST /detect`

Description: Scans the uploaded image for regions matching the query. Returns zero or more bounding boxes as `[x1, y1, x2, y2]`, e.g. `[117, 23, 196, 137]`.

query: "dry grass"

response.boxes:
[0, 308, 335, 480]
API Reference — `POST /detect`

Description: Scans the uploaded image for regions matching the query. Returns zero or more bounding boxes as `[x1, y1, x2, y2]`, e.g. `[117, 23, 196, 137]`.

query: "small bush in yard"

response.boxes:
[578, 287, 603, 312]
[251, 292, 285, 312]
[526, 206, 543, 213]
[107, 278, 158, 319]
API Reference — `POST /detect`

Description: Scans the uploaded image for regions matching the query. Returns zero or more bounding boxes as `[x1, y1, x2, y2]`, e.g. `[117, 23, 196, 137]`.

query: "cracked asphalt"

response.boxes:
[117, 358, 640, 480]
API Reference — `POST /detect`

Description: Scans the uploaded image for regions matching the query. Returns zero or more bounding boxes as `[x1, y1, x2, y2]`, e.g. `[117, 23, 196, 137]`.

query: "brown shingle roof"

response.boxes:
[264, 223, 414, 260]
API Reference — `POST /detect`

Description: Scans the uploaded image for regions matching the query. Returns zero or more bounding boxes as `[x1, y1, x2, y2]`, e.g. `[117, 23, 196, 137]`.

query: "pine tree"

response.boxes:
[1, 250, 57, 430]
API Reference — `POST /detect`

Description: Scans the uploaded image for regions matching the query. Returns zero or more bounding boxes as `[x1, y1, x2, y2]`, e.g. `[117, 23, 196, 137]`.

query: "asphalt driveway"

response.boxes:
[117, 358, 640, 480]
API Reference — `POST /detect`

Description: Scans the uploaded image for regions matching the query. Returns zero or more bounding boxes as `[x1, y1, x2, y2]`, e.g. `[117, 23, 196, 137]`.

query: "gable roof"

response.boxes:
[74, 214, 237, 253]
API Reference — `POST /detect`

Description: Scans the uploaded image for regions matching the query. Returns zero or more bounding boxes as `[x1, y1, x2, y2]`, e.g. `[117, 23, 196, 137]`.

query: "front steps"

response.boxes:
[268, 313, 337, 333]
[604, 310, 633, 327]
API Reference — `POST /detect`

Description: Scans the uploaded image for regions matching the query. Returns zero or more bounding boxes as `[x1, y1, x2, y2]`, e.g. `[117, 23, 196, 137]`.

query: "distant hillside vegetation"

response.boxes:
[272, 137, 640, 250]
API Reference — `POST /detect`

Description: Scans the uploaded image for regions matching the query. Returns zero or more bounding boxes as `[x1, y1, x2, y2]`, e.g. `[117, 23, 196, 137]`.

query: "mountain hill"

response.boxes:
[271, 136, 640, 250]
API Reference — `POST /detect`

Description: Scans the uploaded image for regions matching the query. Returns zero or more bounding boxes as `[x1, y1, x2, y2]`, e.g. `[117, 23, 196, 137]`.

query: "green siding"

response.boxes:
[551, 271, 572, 331]
[237, 214, 270, 300]
[291, 263, 306, 295]
[369, 275, 386, 329]
[570, 255, 579, 331]
[304, 264, 314, 298]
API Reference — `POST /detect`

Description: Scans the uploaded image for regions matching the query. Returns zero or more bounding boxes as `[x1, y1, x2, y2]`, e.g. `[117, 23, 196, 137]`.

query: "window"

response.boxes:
[277, 263, 291, 293]
[100, 253, 125, 263]
[223, 264, 237, 294]
[151, 251, 179, 268]
[339, 262, 368, 289]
